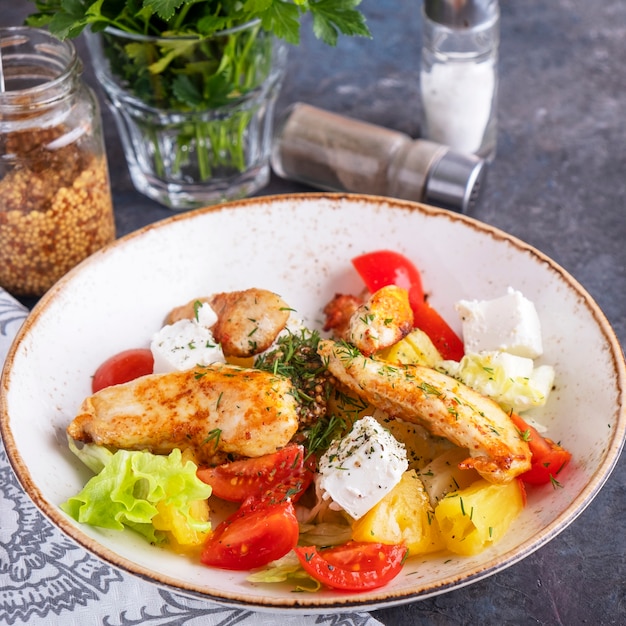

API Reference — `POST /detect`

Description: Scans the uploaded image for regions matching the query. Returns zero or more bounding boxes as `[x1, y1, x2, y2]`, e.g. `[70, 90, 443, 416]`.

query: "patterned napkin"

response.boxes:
[0, 286, 382, 626]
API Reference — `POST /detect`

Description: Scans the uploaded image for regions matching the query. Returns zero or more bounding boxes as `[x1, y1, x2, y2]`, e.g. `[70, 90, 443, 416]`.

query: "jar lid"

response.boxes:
[423, 149, 486, 213]
[424, 0, 499, 28]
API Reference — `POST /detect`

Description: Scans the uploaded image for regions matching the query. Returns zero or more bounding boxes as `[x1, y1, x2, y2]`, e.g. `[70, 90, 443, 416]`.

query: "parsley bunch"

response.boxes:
[26, 0, 371, 47]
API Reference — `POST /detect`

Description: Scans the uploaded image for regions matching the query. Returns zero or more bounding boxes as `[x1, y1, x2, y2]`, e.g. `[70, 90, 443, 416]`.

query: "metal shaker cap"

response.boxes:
[424, 0, 499, 28]
[423, 149, 486, 213]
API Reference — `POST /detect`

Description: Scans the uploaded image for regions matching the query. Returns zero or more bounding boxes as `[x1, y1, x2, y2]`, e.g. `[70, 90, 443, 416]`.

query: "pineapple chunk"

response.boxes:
[352, 469, 444, 555]
[434, 478, 525, 556]
[152, 498, 211, 550]
[378, 328, 443, 367]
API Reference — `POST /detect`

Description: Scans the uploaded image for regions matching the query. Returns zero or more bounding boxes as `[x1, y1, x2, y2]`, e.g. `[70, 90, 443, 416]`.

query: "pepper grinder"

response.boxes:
[420, 0, 500, 160]
[271, 103, 485, 214]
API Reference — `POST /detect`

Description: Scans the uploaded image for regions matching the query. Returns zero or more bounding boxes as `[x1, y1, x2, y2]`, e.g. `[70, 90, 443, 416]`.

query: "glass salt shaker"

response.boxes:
[420, 0, 500, 160]
[0, 27, 116, 298]
[271, 102, 485, 213]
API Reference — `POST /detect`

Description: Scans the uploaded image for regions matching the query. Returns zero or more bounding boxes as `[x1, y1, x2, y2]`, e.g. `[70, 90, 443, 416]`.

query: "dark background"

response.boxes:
[3, 1, 626, 624]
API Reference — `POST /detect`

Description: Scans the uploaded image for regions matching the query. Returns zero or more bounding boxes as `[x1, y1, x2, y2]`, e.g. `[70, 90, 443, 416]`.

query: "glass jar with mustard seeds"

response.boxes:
[0, 27, 115, 298]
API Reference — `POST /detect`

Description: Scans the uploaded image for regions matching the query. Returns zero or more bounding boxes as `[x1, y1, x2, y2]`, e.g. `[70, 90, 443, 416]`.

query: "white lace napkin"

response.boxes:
[0, 286, 382, 626]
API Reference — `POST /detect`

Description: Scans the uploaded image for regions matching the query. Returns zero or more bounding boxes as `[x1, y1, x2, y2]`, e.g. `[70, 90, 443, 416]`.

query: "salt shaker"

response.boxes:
[271, 103, 485, 213]
[0, 27, 116, 298]
[420, 0, 500, 160]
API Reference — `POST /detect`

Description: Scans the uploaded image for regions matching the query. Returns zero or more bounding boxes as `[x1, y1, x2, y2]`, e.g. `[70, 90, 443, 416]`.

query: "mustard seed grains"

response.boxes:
[0, 27, 116, 298]
[0, 130, 115, 297]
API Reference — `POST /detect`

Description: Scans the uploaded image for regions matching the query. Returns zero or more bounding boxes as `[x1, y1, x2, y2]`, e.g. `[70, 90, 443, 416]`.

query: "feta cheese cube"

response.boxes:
[151, 303, 225, 373]
[456, 288, 543, 359]
[195, 301, 218, 327]
[317, 415, 408, 520]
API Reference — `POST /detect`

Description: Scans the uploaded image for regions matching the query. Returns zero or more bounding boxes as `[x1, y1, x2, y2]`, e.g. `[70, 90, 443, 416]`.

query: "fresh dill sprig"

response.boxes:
[255, 328, 331, 409]
[203, 428, 222, 450]
[303, 414, 346, 459]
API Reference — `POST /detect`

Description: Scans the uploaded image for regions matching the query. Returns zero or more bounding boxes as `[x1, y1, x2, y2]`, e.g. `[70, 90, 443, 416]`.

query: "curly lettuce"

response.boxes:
[246, 552, 320, 591]
[438, 351, 555, 414]
[61, 445, 212, 546]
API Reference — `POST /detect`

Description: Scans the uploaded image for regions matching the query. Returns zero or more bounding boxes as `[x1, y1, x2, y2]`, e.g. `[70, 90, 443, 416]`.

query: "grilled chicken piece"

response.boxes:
[165, 288, 290, 358]
[348, 285, 414, 356]
[67, 364, 299, 464]
[317, 340, 531, 484]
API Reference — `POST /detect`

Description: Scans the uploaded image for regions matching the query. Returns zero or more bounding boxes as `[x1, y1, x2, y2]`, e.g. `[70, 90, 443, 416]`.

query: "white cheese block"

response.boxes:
[456, 288, 544, 359]
[195, 301, 218, 327]
[317, 415, 408, 520]
[151, 303, 225, 373]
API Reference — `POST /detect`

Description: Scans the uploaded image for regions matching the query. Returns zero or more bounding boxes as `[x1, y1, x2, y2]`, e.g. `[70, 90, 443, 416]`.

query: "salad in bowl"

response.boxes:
[59, 249, 572, 592]
[2, 193, 622, 611]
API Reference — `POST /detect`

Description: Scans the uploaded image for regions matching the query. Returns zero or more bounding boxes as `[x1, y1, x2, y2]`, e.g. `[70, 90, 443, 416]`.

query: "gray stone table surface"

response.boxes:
[4, 1, 626, 624]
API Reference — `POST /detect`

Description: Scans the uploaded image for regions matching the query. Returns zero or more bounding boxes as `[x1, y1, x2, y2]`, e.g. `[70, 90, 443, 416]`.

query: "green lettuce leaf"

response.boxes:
[438, 351, 555, 414]
[61, 447, 212, 543]
[247, 552, 321, 591]
[68, 438, 114, 474]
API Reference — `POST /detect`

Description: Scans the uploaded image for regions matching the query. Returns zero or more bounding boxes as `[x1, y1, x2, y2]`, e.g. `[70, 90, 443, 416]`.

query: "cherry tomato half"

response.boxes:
[352, 250, 425, 311]
[201, 499, 299, 570]
[294, 541, 407, 591]
[196, 444, 313, 503]
[510, 413, 572, 485]
[92, 348, 154, 393]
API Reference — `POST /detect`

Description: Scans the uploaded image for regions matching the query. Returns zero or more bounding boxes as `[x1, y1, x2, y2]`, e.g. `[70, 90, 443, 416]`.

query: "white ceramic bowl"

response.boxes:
[2, 193, 625, 613]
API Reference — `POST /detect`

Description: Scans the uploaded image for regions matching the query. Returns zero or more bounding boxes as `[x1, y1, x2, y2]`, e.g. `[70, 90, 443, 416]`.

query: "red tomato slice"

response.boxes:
[201, 499, 299, 570]
[92, 348, 154, 393]
[412, 300, 465, 361]
[510, 413, 572, 485]
[196, 445, 313, 503]
[294, 541, 407, 591]
[352, 250, 425, 309]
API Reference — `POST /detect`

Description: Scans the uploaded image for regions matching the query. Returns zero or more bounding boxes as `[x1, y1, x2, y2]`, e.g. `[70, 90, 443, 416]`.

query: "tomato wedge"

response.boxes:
[510, 413, 572, 485]
[294, 541, 407, 591]
[92, 348, 154, 393]
[352, 250, 425, 312]
[201, 499, 299, 570]
[196, 444, 313, 503]
[412, 300, 465, 361]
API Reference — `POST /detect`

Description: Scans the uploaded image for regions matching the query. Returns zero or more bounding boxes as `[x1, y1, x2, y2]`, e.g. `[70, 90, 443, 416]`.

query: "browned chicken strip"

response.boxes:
[317, 339, 531, 484]
[348, 285, 414, 356]
[165, 288, 290, 358]
[67, 364, 299, 464]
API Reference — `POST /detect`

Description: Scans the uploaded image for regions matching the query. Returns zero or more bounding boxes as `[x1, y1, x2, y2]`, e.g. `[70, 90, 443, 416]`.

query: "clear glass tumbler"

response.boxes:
[85, 22, 288, 210]
[420, 0, 500, 160]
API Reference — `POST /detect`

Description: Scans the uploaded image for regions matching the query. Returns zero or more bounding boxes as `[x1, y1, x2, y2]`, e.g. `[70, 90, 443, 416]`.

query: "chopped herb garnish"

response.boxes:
[203, 428, 222, 449]
[304, 414, 346, 459]
[193, 300, 203, 321]
[550, 475, 564, 489]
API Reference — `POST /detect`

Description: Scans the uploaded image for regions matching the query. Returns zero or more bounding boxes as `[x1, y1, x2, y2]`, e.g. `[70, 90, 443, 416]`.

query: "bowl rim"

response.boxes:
[2, 192, 625, 612]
